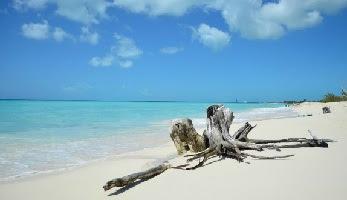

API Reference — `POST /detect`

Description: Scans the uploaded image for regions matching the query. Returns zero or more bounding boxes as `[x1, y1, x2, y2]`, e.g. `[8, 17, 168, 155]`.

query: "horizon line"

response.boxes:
[0, 98, 311, 104]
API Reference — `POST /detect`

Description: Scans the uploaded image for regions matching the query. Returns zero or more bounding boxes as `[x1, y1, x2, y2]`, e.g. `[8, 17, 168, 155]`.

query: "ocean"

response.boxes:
[0, 100, 298, 181]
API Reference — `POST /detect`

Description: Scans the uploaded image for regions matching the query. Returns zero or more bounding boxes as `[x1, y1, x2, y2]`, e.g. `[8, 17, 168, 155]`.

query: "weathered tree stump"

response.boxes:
[170, 119, 206, 155]
[103, 104, 334, 192]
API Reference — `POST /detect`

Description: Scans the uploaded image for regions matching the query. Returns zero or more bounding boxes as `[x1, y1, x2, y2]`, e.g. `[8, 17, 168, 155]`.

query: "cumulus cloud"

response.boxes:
[53, 27, 73, 42]
[13, 0, 47, 10]
[90, 34, 142, 68]
[22, 20, 73, 42]
[13, 0, 110, 24]
[89, 55, 114, 67]
[210, 0, 325, 39]
[55, 0, 110, 24]
[80, 26, 99, 45]
[193, 24, 230, 50]
[22, 20, 49, 40]
[118, 60, 133, 68]
[112, 34, 143, 59]
[113, 0, 200, 16]
[14, 0, 347, 40]
[112, 0, 347, 39]
[160, 46, 184, 54]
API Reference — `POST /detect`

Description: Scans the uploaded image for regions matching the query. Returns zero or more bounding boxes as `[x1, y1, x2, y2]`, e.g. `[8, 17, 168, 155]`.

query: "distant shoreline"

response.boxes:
[0, 98, 290, 104]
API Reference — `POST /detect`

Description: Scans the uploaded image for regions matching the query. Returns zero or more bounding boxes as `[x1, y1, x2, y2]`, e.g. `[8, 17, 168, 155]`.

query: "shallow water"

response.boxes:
[0, 100, 298, 181]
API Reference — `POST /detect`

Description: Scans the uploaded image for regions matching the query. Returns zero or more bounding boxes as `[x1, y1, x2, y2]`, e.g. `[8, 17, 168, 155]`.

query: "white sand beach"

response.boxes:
[1, 101, 346, 200]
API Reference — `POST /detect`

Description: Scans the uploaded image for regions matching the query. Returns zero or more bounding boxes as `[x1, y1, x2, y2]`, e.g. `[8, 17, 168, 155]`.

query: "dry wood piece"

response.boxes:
[103, 164, 170, 191]
[170, 119, 206, 155]
[103, 104, 334, 193]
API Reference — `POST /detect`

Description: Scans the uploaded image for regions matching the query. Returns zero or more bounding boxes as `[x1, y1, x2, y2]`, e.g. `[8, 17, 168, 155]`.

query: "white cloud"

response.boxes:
[89, 55, 114, 67]
[193, 24, 230, 50]
[113, 0, 200, 16]
[118, 60, 133, 68]
[80, 26, 99, 45]
[13, 0, 47, 10]
[112, 0, 347, 39]
[22, 20, 49, 40]
[13, 0, 110, 24]
[14, 0, 347, 39]
[90, 34, 142, 68]
[112, 34, 143, 58]
[52, 27, 73, 42]
[160, 46, 184, 54]
[218, 0, 347, 39]
[55, 0, 110, 24]
[209, 0, 285, 39]
[22, 20, 74, 42]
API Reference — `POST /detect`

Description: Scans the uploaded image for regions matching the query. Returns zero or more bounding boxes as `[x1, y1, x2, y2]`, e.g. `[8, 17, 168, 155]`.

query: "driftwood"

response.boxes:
[103, 104, 334, 192]
[170, 119, 206, 155]
[103, 164, 170, 191]
[322, 106, 331, 114]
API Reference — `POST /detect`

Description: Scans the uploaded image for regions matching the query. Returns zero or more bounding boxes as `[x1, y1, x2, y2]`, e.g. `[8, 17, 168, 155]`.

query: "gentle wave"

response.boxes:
[0, 128, 170, 182]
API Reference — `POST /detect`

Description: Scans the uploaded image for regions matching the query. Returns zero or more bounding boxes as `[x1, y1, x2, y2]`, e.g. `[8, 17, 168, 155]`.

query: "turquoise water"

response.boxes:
[0, 100, 297, 181]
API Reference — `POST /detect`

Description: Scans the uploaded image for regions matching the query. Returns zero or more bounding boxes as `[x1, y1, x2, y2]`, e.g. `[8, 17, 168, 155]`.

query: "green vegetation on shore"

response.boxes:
[321, 89, 347, 103]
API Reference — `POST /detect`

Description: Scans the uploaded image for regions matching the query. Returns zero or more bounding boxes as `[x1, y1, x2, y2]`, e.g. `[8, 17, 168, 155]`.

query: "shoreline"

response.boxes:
[0, 99, 288, 104]
[0, 103, 296, 183]
[0, 141, 175, 184]
[1, 101, 346, 200]
[0, 102, 329, 183]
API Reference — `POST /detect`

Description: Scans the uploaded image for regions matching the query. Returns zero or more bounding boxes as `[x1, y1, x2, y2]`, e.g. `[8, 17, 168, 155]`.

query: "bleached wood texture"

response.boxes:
[103, 104, 334, 192]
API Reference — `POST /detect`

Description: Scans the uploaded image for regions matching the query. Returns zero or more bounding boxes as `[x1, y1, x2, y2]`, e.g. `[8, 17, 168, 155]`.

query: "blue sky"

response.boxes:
[0, 0, 347, 102]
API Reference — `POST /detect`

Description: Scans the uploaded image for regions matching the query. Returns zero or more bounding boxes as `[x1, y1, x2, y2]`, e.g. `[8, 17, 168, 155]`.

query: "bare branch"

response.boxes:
[102, 104, 334, 193]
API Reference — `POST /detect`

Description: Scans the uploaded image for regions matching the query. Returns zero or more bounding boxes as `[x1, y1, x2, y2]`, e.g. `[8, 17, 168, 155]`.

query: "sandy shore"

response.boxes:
[1, 102, 346, 200]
